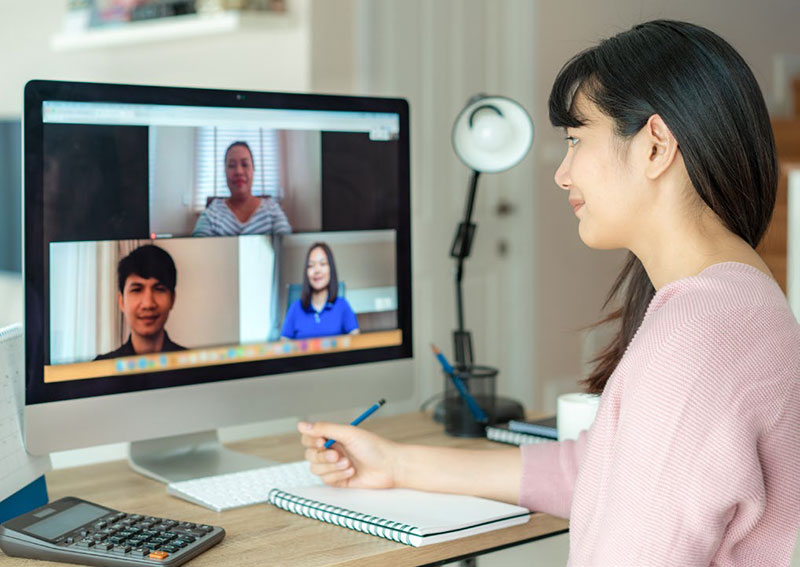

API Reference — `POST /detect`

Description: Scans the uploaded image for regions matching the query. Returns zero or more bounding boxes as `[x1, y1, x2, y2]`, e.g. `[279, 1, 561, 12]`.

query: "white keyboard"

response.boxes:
[167, 460, 323, 512]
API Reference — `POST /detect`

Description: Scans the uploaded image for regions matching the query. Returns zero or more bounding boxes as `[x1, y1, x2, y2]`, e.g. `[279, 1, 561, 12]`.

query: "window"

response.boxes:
[194, 127, 281, 211]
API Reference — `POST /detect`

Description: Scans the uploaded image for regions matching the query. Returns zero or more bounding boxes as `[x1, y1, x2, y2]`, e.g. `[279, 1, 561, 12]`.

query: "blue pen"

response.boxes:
[430, 344, 489, 423]
[324, 399, 386, 449]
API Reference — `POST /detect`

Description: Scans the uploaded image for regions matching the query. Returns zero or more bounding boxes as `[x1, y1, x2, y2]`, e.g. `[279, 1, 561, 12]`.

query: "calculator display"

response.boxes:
[24, 503, 108, 541]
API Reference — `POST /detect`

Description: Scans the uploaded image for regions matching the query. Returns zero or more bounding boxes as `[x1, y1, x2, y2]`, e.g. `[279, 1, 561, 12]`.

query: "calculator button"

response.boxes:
[178, 522, 196, 529]
[112, 545, 132, 554]
[75, 538, 95, 548]
[98, 542, 114, 551]
[149, 550, 170, 560]
[161, 545, 181, 553]
[94, 521, 107, 529]
[130, 514, 143, 521]
[93, 533, 107, 541]
[131, 547, 152, 557]
[64, 537, 74, 544]
[198, 524, 213, 532]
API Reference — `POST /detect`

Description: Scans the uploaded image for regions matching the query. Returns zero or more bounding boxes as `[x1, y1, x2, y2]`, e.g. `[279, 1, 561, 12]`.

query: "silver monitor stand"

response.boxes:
[128, 431, 276, 484]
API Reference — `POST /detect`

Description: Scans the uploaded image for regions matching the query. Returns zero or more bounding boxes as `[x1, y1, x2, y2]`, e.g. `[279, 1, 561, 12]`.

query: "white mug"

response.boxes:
[557, 392, 601, 441]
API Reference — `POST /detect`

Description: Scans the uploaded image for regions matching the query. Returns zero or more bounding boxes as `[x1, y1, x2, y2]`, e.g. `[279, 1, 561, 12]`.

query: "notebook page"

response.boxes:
[281, 485, 529, 534]
[0, 325, 51, 502]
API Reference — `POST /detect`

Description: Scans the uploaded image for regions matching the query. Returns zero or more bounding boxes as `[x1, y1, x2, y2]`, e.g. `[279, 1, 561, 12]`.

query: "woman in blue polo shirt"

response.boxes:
[280, 242, 359, 340]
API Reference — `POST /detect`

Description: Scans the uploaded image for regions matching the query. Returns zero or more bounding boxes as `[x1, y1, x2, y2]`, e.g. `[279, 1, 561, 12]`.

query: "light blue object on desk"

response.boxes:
[0, 324, 52, 524]
[0, 476, 48, 524]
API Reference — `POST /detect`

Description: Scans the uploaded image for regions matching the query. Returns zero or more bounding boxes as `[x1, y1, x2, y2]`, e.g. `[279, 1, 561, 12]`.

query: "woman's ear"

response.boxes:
[643, 114, 679, 180]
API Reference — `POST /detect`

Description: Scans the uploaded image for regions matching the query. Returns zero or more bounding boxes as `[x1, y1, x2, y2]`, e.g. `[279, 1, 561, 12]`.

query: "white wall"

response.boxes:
[279, 129, 322, 231]
[150, 126, 197, 237]
[238, 234, 274, 344]
[157, 237, 240, 348]
[0, 0, 313, 118]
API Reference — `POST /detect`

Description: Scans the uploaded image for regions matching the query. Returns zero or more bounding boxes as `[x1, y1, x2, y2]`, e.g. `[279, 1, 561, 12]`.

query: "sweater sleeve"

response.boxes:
[518, 430, 588, 518]
[588, 310, 787, 565]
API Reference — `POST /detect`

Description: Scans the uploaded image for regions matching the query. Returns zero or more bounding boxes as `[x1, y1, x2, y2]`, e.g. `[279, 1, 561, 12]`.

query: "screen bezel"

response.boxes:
[24, 80, 412, 405]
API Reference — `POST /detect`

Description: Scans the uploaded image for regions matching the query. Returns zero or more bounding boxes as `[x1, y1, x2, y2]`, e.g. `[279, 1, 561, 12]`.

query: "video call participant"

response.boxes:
[95, 245, 186, 359]
[192, 141, 293, 237]
[280, 243, 359, 340]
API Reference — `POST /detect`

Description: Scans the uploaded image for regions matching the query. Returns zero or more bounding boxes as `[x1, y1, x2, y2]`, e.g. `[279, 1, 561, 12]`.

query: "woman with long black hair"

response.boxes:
[297, 21, 799, 564]
[280, 242, 359, 340]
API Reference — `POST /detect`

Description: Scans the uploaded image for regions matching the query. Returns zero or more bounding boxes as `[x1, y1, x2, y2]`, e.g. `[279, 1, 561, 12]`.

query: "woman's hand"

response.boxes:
[298, 421, 400, 489]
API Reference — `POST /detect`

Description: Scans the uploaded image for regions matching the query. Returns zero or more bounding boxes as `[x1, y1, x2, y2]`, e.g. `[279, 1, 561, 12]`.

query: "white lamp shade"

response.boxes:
[452, 95, 534, 173]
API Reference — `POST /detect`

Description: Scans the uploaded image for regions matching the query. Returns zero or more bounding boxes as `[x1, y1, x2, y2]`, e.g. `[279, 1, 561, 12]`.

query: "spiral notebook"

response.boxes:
[485, 423, 556, 447]
[267, 485, 530, 547]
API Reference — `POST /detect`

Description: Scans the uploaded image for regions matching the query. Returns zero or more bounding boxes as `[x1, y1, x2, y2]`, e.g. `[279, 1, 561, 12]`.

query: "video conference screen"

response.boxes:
[25, 87, 410, 401]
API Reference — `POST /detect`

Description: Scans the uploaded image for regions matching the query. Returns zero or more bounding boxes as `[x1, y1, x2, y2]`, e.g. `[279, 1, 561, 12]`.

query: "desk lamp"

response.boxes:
[440, 94, 534, 424]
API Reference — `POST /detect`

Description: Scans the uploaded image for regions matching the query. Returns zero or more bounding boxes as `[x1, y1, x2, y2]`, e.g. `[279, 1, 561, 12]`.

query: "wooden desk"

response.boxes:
[5, 413, 568, 566]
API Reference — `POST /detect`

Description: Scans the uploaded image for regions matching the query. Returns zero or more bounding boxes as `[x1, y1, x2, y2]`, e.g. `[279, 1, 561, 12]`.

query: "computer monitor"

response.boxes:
[23, 80, 412, 482]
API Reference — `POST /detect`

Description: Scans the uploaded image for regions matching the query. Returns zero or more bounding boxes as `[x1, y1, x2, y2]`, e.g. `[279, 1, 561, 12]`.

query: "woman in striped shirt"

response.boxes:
[192, 141, 292, 237]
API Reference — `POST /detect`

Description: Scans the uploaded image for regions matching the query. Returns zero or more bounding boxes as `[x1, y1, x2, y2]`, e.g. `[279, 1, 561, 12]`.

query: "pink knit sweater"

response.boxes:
[519, 262, 800, 566]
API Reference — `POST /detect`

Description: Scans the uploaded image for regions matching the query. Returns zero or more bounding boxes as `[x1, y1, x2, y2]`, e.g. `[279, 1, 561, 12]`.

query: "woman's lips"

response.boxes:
[569, 199, 585, 215]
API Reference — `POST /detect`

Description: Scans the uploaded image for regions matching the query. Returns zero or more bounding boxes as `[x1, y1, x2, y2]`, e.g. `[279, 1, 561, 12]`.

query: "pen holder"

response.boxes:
[443, 365, 497, 437]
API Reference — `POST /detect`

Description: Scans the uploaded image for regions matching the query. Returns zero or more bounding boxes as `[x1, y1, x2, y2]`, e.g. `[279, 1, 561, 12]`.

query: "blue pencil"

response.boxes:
[324, 399, 386, 449]
[430, 344, 489, 423]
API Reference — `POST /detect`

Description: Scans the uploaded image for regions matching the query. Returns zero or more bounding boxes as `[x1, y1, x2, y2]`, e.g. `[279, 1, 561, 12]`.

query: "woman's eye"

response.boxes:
[565, 136, 579, 147]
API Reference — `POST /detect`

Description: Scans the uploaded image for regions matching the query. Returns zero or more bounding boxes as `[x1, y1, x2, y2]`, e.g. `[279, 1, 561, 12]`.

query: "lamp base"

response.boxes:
[433, 395, 525, 434]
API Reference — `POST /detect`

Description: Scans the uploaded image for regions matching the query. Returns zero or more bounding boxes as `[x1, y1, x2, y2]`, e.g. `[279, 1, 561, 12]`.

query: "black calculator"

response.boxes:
[0, 496, 224, 566]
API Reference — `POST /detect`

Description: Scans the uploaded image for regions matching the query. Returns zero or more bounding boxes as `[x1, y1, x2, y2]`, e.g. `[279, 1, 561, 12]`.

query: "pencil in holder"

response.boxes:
[442, 365, 497, 437]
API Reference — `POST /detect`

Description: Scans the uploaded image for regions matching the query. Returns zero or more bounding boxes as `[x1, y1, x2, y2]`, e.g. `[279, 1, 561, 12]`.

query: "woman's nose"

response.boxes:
[554, 154, 571, 190]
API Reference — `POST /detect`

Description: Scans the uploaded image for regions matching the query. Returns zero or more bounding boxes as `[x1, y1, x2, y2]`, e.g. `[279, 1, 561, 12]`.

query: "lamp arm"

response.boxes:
[450, 170, 481, 367]
[462, 169, 481, 229]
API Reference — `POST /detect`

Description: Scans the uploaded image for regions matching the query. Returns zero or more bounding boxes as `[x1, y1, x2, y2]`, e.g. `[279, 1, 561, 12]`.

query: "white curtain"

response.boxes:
[50, 242, 101, 364]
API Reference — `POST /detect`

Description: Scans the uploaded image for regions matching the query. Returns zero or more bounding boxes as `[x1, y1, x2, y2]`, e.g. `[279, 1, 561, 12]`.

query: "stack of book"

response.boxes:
[485, 416, 557, 446]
